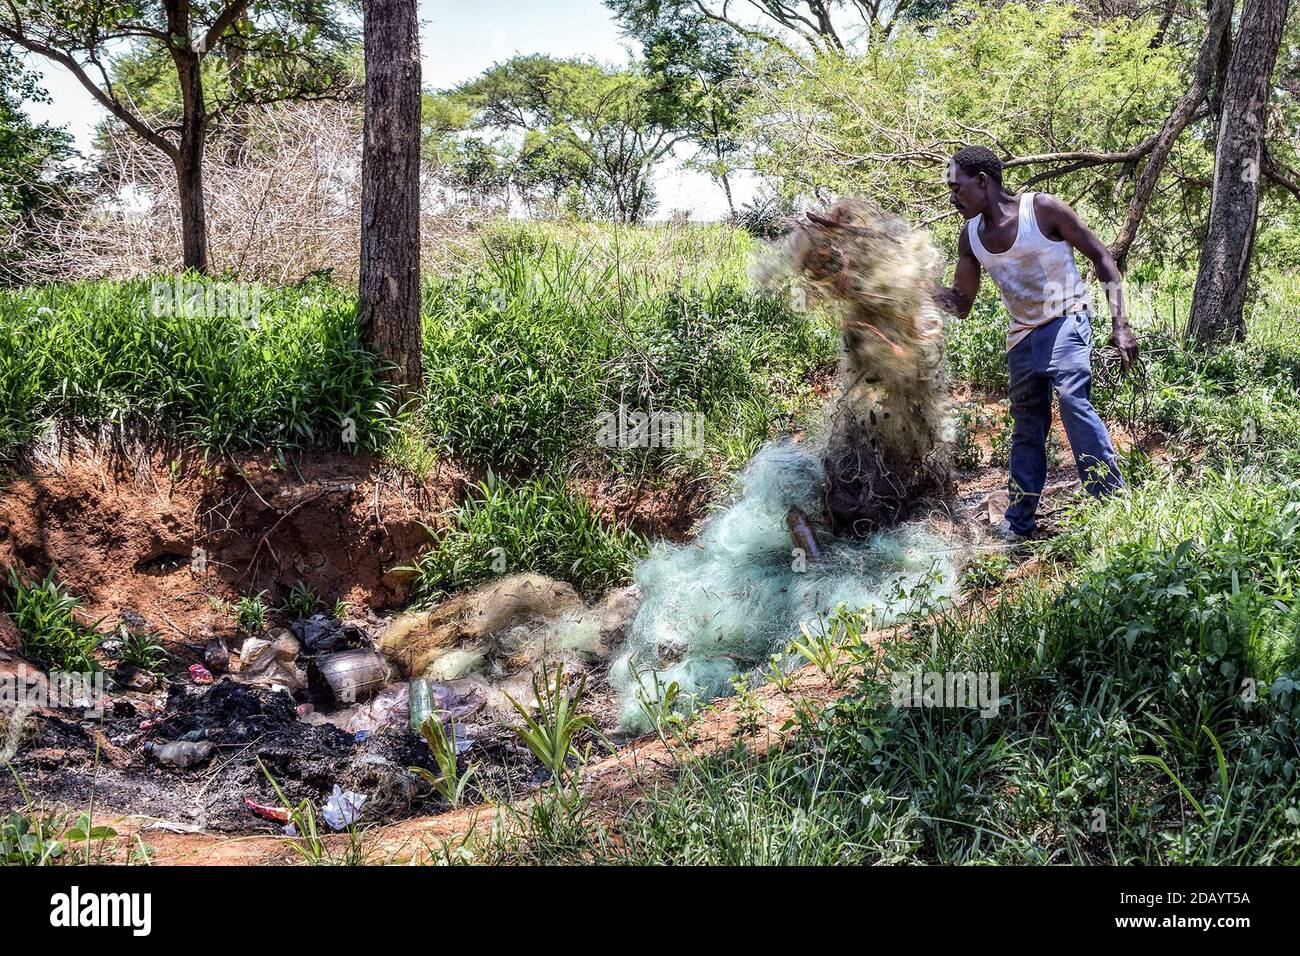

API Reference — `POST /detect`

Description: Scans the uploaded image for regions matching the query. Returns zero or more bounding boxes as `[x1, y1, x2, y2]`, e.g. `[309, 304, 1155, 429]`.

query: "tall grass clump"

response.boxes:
[419, 225, 836, 476]
[405, 470, 645, 600]
[0, 276, 397, 458]
[4, 570, 100, 673]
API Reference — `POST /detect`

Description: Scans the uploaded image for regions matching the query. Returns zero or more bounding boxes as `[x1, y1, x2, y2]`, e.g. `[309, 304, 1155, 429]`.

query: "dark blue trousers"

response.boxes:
[1004, 312, 1124, 535]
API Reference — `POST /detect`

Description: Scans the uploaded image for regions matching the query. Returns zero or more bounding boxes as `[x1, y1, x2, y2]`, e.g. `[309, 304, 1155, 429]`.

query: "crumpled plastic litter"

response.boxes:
[303, 680, 486, 741]
[321, 785, 366, 830]
[235, 630, 307, 691]
[291, 614, 368, 655]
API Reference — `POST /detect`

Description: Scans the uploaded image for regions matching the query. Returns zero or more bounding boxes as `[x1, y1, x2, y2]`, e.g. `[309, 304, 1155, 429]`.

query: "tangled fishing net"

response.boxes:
[756, 199, 954, 534]
[608, 442, 958, 731]
[607, 200, 961, 730]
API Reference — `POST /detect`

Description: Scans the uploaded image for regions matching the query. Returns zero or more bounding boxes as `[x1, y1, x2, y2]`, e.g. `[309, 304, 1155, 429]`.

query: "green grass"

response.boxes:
[0, 276, 397, 458]
[419, 228, 835, 477]
[404, 469, 645, 600]
[4, 570, 100, 673]
[0, 224, 835, 483]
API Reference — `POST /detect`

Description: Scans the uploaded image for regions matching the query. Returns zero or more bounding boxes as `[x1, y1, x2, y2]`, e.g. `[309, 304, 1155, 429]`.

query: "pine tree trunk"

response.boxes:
[359, 0, 424, 398]
[175, 46, 209, 273]
[1188, 0, 1291, 344]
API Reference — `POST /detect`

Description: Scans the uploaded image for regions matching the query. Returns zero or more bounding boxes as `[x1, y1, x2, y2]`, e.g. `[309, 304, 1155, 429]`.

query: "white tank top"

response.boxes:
[967, 192, 1089, 351]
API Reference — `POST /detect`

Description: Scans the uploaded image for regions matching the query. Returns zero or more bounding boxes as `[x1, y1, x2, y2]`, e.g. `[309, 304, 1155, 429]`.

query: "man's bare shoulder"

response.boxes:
[1029, 192, 1076, 240]
[956, 222, 974, 254]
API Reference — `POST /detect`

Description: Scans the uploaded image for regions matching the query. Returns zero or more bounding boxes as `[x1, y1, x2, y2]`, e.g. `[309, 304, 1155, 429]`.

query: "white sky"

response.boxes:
[18, 0, 754, 220]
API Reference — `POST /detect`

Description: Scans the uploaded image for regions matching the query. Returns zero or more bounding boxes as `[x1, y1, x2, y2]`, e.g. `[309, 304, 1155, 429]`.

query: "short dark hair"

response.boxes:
[951, 145, 1003, 184]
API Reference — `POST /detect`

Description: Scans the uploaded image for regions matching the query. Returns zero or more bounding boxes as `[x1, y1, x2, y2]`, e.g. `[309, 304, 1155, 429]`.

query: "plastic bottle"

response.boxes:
[409, 677, 433, 734]
[143, 740, 214, 768]
[785, 506, 823, 562]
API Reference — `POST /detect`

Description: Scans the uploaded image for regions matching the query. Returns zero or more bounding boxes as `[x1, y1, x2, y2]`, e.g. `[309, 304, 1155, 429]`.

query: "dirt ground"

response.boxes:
[0, 403, 1121, 863]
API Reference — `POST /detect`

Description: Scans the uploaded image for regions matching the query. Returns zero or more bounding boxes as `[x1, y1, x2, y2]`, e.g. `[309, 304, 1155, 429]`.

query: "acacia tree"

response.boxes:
[607, 0, 919, 55]
[458, 57, 689, 223]
[358, 0, 422, 396]
[1188, 0, 1293, 343]
[636, 10, 749, 216]
[0, 1, 356, 273]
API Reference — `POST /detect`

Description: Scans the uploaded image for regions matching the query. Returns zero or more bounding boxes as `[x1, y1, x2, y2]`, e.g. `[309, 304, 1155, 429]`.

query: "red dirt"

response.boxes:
[0, 449, 468, 643]
[577, 473, 712, 542]
[114, 656, 847, 865]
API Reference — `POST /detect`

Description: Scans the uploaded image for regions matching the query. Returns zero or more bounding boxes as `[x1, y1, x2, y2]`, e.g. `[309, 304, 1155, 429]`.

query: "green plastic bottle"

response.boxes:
[409, 678, 433, 734]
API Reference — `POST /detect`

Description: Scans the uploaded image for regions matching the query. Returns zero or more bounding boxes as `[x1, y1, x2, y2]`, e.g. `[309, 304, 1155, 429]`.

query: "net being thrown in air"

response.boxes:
[756, 199, 955, 535]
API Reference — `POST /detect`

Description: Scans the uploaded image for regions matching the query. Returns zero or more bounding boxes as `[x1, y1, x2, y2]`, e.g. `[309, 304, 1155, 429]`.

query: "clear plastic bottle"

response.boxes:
[409, 678, 433, 734]
[143, 739, 214, 767]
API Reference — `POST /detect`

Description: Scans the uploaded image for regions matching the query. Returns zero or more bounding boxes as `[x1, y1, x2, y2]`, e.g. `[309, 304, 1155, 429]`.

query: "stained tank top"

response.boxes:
[967, 192, 1089, 351]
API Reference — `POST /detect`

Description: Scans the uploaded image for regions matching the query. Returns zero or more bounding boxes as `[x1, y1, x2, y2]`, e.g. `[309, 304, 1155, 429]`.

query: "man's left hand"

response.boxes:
[1109, 323, 1139, 374]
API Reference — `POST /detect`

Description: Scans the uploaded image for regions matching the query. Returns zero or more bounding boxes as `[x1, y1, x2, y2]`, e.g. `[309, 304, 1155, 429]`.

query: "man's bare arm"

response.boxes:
[940, 226, 981, 319]
[1037, 194, 1139, 371]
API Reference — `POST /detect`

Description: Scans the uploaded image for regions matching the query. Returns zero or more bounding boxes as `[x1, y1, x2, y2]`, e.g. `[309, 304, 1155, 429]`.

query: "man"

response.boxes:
[944, 144, 1138, 542]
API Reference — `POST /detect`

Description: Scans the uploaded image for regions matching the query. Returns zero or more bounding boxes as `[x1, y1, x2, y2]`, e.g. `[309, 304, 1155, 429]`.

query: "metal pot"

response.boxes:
[309, 649, 391, 705]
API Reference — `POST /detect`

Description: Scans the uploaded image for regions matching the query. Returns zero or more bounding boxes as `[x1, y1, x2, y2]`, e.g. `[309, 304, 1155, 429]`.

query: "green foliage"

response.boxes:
[453, 56, 691, 221]
[405, 470, 644, 600]
[962, 552, 1010, 592]
[420, 225, 834, 476]
[743, 2, 1199, 262]
[281, 580, 323, 620]
[9, 2, 359, 140]
[507, 665, 595, 796]
[0, 789, 119, 866]
[235, 592, 269, 636]
[4, 570, 99, 673]
[951, 403, 984, 469]
[0, 277, 397, 458]
[411, 717, 477, 808]
[0, 51, 74, 282]
[117, 626, 169, 675]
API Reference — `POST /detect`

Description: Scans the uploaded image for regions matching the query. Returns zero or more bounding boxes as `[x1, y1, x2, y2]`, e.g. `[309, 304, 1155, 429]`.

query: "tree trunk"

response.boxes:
[1188, 0, 1291, 344]
[175, 42, 210, 273]
[175, 146, 209, 274]
[1110, 0, 1232, 270]
[359, 0, 424, 397]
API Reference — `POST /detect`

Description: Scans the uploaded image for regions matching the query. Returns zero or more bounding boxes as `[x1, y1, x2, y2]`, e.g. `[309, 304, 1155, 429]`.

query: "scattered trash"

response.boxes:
[408, 677, 433, 733]
[189, 663, 214, 685]
[235, 629, 307, 691]
[116, 665, 158, 692]
[204, 637, 230, 673]
[304, 681, 408, 735]
[321, 785, 366, 830]
[244, 797, 292, 823]
[143, 739, 215, 768]
[291, 614, 367, 655]
[309, 648, 390, 705]
[785, 505, 823, 561]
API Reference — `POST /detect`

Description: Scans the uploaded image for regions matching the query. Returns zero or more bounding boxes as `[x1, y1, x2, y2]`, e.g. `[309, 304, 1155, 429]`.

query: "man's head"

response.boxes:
[947, 145, 1004, 219]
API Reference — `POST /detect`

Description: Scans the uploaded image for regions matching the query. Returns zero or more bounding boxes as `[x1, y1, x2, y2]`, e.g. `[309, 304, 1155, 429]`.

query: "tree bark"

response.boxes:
[359, 0, 424, 397]
[1188, 0, 1291, 344]
[171, 4, 211, 273]
[175, 49, 210, 272]
[1110, 0, 1232, 270]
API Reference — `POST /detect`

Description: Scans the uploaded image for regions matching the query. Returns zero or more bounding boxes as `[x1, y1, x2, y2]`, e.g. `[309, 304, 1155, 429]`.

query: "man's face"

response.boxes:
[946, 161, 983, 220]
